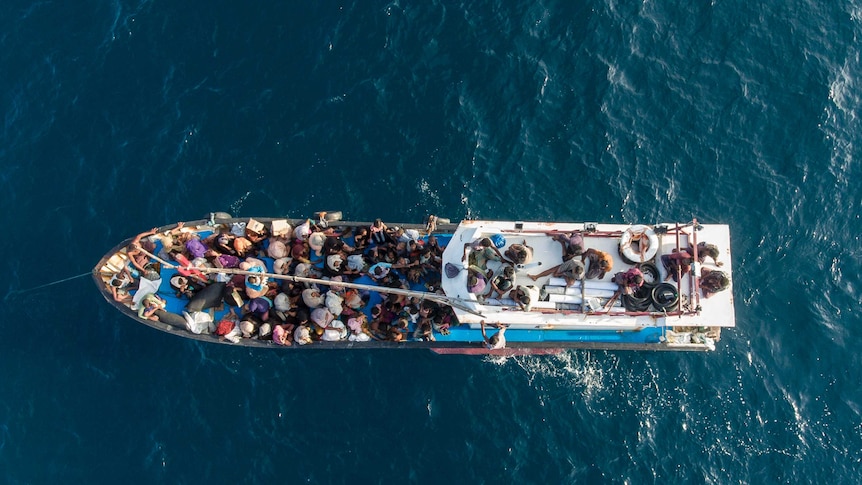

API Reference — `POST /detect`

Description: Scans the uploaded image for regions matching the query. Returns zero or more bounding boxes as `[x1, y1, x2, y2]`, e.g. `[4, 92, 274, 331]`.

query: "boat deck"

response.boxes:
[442, 220, 734, 338]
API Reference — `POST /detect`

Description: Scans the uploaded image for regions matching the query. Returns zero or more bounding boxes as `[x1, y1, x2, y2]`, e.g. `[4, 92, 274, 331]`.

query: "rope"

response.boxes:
[8, 272, 91, 295]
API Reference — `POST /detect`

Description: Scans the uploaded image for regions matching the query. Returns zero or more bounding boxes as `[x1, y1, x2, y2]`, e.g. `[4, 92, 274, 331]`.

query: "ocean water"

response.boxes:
[2, 0, 861, 483]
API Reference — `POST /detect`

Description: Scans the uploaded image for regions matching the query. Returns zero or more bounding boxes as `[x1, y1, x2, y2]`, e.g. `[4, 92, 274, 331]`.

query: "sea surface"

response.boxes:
[2, 1, 861, 483]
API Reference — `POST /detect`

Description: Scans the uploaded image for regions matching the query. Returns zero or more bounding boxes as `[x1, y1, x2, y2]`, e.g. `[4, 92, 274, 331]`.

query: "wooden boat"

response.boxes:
[93, 213, 734, 353]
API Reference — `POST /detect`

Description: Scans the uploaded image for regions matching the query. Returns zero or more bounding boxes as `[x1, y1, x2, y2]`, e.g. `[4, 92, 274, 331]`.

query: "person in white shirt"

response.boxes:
[481, 320, 507, 350]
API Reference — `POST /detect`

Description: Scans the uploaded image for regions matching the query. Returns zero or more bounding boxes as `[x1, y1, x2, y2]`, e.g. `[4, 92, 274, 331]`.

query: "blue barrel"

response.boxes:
[490, 234, 506, 248]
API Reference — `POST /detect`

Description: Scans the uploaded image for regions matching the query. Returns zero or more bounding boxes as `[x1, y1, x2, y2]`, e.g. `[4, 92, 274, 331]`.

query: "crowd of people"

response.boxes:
[461, 225, 729, 313]
[660, 241, 729, 298]
[112, 215, 458, 346]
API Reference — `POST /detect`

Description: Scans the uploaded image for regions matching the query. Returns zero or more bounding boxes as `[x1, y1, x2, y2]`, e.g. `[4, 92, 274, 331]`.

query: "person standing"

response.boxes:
[481, 320, 508, 350]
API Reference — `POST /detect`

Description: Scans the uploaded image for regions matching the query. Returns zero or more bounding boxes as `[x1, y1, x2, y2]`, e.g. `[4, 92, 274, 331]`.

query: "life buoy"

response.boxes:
[619, 225, 658, 263]
[314, 211, 343, 222]
[205, 212, 233, 222]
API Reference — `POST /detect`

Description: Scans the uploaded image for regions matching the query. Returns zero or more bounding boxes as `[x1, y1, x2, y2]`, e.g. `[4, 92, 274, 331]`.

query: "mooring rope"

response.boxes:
[8, 271, 92, 295]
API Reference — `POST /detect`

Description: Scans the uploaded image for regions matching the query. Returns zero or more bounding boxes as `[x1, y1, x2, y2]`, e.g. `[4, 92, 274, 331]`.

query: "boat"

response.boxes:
[93, 213, 735, 354]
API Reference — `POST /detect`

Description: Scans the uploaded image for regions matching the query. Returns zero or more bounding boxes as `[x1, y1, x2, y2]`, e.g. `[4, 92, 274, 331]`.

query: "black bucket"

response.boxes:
[650, 283, 679, 311]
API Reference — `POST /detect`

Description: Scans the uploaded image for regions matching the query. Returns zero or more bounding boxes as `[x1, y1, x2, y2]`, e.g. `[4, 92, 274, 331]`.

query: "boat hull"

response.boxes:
[94, 216, 733, 352]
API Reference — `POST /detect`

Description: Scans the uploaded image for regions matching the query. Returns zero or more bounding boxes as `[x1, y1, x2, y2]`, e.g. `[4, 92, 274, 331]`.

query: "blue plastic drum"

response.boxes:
[490, 234, 506, 249]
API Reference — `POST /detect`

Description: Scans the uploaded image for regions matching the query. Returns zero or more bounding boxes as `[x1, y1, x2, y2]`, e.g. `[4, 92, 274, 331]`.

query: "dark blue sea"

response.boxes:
[2, 1, 861, 483]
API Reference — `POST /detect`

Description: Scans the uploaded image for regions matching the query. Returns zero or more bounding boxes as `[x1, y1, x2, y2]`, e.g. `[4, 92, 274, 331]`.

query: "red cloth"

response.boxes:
[216, 320, 235, 336]
[174, 253, 207, 280]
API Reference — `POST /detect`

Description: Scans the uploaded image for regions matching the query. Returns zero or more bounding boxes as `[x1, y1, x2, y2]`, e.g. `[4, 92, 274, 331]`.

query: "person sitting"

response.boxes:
[293, 262, 319, 282]
[509, 285, 532, 311]
[169, 275, 200, 299]
[241, 262, 269, 299]
[388, 317, 409, 342]
[467, 265, 491, 297]
[310, 308, 347, 341]
[233, 236, 254, 258]
[154, 222, 189, 261]
[613, 267, 644, 295]
[413, 317, 435, 342]
[301, 288, 325, 308]
[280, 280, 303, 305]
[528, 258, 585, 286]
[307, 231, 328, 257]
[341, 288, 364, 312]
[605, 267, 644, 309]
[552, 231, 585, 260]
[347, 314, 375, 342]
[481, 320, 507, 350]
[239, 316, 262, 339]
[267, 236, 290, 260]
[369, 218, 389, 245]
[293, 324, 313, 345]
[245, 224, 268, 245]
[171, 251, 209, 285]
[258, 322, 273, 340]
[290, 238, 312, 264]
[368, 262, 392, 280]
[272, 323, 294, 346]
[368, 304, 387, 339]
[291, 308, 310, 329]
[426, 235, 444, 257]
[183, 233, 209, 260]
[108, 267, 135, 303]
[462, 237, 504, 270]
[351, 227, 369, 253]
[416, 247, 433, 267]
[212, 231, 237, 256]
[504, 241, 533, 265]
[346, 253, 370, 274]
[406, 265, 424, 284]
[488, 265, 516, 299]
[321, 234, 350, 256]
[293, 219, 313, 242]
[398, 239, 417, 259]
[215, 310, 240, 340]
[390, 226, 406, 244]
[661, 250, 693, 282]
[700, 267, 730, 298]
[367, 260, 413, 280]
[137, 293, 166, 321]
[690, 242, 724, 267]
[324, 290, 344, 317]
[243, 296, 273, 321]
[127, 226, 162, 274]
[324, 253, 346, 277]
[581, 248, 613, 280]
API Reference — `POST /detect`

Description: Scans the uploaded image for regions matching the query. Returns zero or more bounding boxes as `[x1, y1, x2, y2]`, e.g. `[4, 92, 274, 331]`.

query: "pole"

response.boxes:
[137, 247, 485, 317]
[690, 218, 701, 309]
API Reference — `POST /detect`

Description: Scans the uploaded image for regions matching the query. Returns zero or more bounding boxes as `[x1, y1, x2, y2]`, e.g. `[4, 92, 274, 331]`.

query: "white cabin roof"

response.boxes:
[441, 220, 735, 331]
